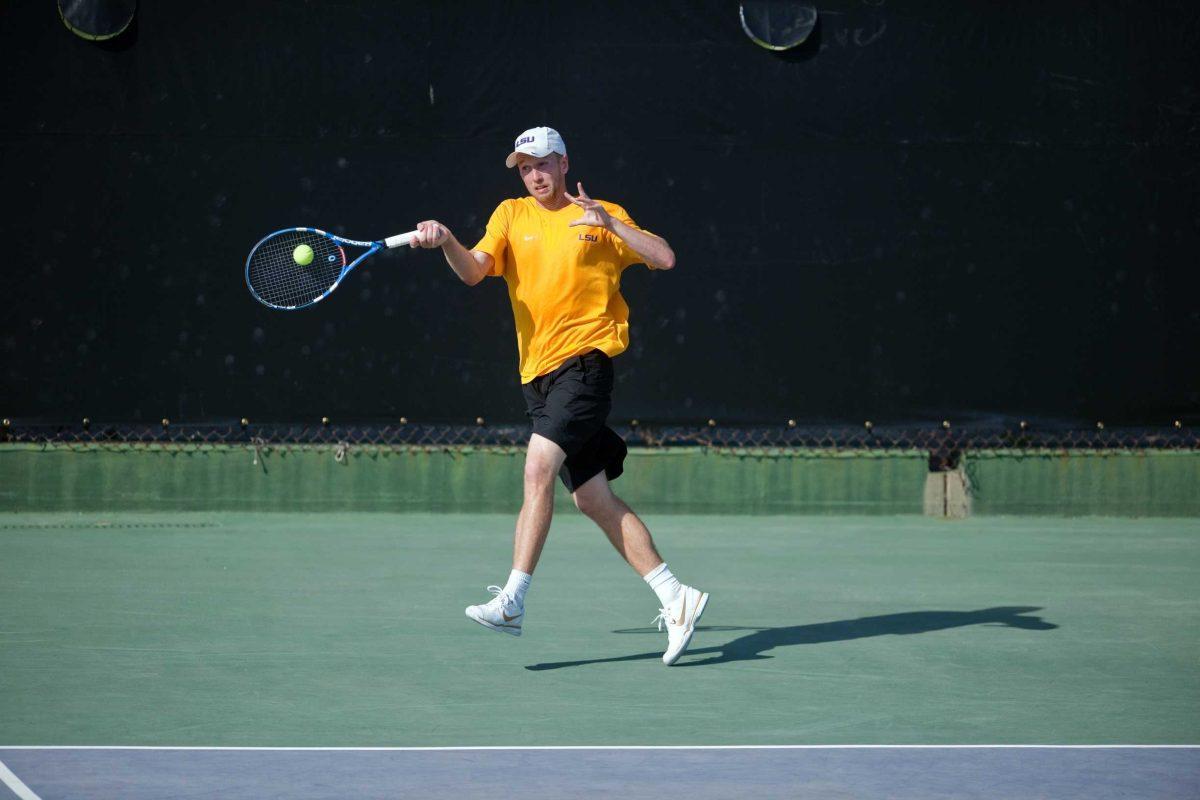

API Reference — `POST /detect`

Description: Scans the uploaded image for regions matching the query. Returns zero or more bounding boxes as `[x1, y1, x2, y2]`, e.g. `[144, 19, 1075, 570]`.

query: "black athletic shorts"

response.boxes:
[522, 349, 628, 493]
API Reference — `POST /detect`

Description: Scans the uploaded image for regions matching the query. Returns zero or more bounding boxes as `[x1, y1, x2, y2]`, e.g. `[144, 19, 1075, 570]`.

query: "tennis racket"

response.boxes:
[245, 227, 418, 310]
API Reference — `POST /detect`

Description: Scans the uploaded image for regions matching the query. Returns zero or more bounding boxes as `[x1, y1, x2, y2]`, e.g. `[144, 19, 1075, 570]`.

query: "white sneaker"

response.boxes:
[465, 585, 524, 637]
[653, 585, 709, 665]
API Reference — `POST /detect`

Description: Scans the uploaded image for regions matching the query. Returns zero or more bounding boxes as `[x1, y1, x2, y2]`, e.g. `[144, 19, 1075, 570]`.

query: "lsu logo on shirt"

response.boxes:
[577, 233, 598, 243]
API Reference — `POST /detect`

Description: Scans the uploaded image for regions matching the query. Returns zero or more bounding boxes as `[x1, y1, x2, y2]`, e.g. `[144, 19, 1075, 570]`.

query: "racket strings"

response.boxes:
[247, 231, 347, 308]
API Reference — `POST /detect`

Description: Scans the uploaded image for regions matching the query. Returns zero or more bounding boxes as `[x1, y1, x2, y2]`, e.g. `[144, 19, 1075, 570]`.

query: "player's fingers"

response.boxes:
[417, 221, 441, 248]
[576, 182, 590, 199]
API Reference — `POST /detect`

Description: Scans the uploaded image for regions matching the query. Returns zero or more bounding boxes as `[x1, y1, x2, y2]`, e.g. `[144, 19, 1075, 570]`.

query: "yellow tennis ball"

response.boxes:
[293, 244, 314, 266]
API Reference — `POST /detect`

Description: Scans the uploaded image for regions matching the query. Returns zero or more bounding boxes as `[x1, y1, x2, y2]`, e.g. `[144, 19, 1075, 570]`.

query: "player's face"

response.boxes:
[516, 153, 568, 201]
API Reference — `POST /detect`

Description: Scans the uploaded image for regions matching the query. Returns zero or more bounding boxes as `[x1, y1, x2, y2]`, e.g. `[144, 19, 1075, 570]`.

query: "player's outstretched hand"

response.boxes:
[565, 183, 612, 230]
[411, 220, 450, 248]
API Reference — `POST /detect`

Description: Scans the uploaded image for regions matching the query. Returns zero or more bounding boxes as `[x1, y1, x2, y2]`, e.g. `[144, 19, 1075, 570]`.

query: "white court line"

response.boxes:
[0, 759, 43, 800]
[0, 745, 1196, 751]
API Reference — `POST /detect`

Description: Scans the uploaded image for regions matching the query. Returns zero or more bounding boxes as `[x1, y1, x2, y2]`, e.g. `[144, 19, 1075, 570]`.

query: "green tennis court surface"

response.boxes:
[2, 513, 1197, 747]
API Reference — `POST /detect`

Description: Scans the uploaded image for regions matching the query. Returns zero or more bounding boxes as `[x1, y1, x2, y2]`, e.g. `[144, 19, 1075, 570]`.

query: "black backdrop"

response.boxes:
[2, 1, 1197, 425]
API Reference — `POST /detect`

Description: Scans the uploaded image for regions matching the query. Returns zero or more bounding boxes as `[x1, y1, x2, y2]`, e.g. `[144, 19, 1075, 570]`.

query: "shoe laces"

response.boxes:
[652, 608, 673, 631]
[485, 585, 516, 608]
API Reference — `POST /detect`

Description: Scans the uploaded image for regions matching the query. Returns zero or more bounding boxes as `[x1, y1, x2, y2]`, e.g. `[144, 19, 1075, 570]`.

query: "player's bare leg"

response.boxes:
[513, 433, 567, 573]
[572, 472, 709, 665]
[465, 433, 565, 636]
[571, 472, 662, 575]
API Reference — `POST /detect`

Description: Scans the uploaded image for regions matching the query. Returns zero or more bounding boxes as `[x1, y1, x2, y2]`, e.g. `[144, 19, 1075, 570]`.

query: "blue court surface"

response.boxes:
[1, 746, 1198, 799]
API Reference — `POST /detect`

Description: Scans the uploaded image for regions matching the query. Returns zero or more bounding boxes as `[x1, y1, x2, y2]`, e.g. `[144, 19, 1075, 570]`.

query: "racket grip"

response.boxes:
[384, 231, 420, 249]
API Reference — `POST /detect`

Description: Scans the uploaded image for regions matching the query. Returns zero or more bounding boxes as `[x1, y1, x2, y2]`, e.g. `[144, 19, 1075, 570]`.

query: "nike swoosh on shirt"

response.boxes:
[523, 235, 536, 241]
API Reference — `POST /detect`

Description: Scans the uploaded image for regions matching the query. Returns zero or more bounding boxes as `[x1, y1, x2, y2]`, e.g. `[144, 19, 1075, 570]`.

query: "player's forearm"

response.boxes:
[610, 218, 676, 270]
[442, 235, 489, 285]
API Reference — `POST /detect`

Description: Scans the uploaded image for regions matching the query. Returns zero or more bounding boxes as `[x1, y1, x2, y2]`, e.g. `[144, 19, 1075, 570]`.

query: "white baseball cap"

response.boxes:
[505, 126, 567, 168]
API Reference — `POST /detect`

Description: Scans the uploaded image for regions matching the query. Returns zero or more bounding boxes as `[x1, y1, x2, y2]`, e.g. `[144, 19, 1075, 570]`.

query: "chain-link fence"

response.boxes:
[3, 418, 1195, 470]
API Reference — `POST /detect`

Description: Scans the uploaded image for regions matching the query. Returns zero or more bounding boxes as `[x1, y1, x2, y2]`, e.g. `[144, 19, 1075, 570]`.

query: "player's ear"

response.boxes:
[559, 154, 569, 177]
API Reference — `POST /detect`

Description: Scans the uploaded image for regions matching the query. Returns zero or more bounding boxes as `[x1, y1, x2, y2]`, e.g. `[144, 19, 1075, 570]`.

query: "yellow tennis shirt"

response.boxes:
[472, 196, 654, 383]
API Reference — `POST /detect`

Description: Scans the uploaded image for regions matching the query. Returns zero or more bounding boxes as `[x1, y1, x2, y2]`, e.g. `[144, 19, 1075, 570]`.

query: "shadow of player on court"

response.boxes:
[524, 606, 1057, 671]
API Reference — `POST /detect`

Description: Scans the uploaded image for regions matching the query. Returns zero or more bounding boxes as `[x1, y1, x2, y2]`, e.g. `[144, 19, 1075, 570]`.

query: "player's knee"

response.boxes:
[573, 482, 613, 520]
[523, 459, 557, 492]
[572, 490, 597, 517]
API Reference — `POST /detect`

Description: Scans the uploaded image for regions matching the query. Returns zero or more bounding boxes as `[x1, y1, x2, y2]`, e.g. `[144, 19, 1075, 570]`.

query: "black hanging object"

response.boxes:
[739, 1, 817, 51]
[58, 0, 137, 42]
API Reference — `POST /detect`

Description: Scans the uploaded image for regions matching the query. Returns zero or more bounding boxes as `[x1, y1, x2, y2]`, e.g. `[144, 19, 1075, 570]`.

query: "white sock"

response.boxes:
[643, 562, 683, 608]
[503, 569, 532, 606]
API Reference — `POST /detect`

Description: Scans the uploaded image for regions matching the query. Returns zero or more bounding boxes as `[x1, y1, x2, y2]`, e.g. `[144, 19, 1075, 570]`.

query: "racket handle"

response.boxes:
[384, 231, 419, 249]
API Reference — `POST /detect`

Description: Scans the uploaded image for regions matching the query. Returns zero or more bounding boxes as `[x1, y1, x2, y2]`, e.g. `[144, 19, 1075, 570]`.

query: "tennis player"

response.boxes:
[409, 126, 708, 665]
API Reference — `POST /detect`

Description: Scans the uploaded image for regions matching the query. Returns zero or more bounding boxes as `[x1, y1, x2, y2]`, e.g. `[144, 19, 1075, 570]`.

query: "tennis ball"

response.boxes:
[293, 244, 314, 266]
